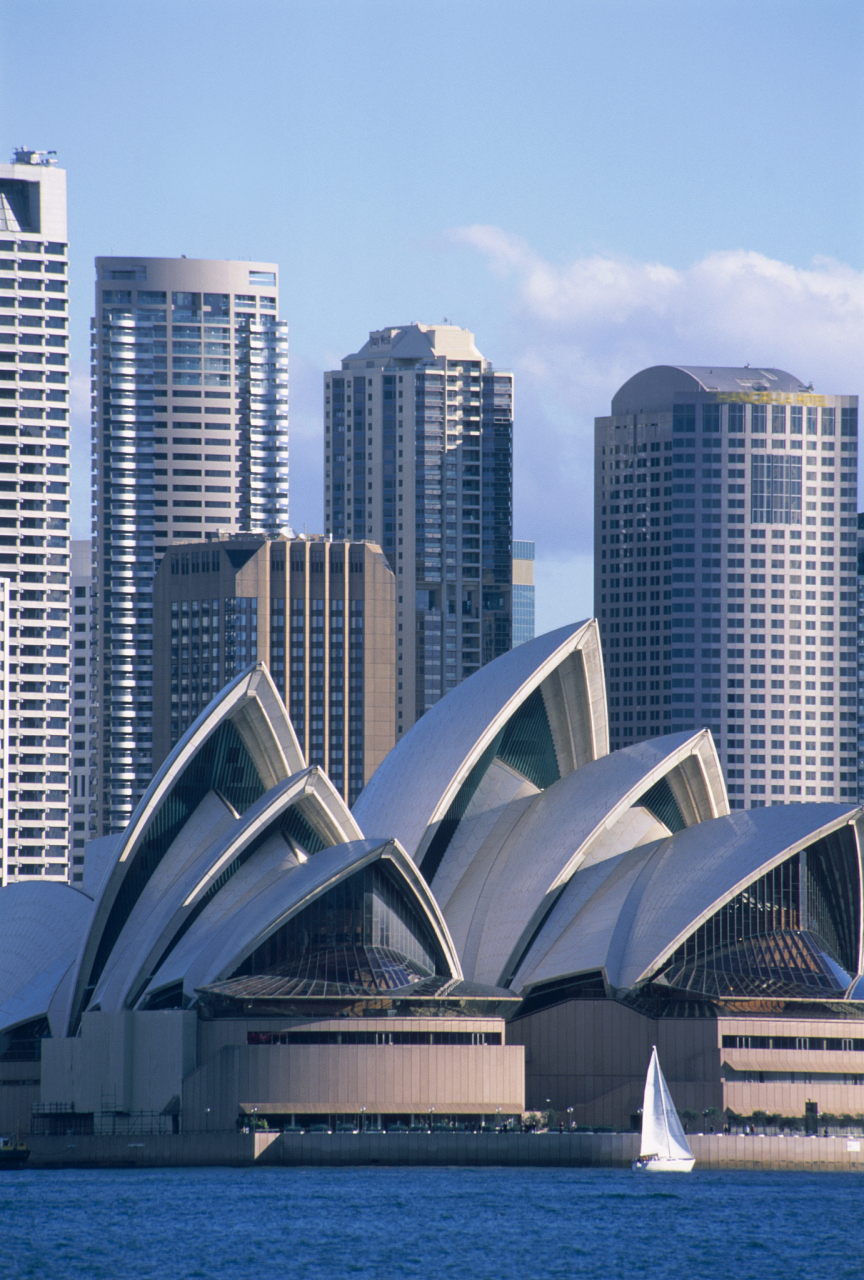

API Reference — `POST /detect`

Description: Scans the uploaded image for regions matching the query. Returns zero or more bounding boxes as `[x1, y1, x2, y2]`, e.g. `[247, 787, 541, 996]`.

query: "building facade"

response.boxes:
[91, 257, 289, 836]
[2, 624, 864, 1137]
[70, 539, 94, 884]
[152, 533, 395, 805]
[323, 324, 513, 736]
[595, 366, 858, 809]
[0, 148, 71, 883]
[0, 577, 7, 880]
[512, 539, 535, 646]
[857, 511, 864, 805]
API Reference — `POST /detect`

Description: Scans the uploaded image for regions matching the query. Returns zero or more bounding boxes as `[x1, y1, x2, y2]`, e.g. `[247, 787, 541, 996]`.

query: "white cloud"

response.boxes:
[451, 226, 864, 629]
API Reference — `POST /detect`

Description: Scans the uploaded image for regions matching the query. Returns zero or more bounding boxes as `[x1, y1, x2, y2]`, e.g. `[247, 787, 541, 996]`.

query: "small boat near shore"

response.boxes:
[0, 1134, 30, 1169]
[632, 1046, 695, 1173]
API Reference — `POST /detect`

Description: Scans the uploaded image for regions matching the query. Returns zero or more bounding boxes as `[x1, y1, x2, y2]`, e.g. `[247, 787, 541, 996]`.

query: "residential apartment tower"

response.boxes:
[324, 324, 513, 734]
[92, 257, 289, 835]
[0, 148, 70, 882]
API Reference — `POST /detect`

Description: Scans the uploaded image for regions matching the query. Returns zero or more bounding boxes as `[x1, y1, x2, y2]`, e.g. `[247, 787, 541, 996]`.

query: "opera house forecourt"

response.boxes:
[1, 622, 864, 1147]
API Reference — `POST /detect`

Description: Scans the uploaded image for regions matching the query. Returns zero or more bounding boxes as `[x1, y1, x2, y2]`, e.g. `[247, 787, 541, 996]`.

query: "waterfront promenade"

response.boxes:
[21, 1130, 864, 1172]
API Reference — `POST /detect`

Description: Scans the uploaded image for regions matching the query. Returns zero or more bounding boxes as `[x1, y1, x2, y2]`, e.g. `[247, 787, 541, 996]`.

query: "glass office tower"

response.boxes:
[595, 365, 858, 809]
[512, 540, 535, 646]
[324, 325, 513, 735]
[92, 258, 289, 835]
[0, 148, 70, 883]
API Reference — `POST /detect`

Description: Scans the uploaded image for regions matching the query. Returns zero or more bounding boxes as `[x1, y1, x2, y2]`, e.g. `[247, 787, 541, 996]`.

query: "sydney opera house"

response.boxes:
[1, 621, 863, 1136]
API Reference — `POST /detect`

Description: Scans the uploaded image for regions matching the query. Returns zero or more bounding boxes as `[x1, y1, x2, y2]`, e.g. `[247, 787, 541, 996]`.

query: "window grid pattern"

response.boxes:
[0, 172, 71, 882]
[751, 454, 802, 524]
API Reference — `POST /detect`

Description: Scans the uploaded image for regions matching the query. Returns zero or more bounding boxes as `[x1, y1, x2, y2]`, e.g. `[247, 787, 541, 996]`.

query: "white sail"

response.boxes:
[639, 1046, 693, 1163]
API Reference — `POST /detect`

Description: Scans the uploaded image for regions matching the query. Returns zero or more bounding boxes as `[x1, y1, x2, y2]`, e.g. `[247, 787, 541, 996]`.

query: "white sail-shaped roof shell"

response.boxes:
[142, 837, 463, 1004]
[67, 664, 304, 1031]
[435, 730, 727, 987]
[354, 621, 608, 863]
[0, 884, 94, 1034]
[91, 767, 362, 1015]
[510, 804, 863, 996]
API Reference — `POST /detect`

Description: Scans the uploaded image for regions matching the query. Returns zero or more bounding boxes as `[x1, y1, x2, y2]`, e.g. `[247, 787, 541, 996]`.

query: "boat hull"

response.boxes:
[632, 1156, 695, 1173]
[0, 1150, 29, 1170]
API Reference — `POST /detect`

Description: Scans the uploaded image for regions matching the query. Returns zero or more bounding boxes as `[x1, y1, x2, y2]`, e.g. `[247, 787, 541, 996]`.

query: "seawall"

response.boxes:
[20, 1130, 864, 1172]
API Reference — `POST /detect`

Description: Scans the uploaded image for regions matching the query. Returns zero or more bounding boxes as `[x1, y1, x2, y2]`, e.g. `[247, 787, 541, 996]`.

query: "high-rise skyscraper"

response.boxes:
[324, 324, 513, 734]
[857, 511, 864, 805]
[70, 539, 93, 884]
[0, 147, 70, 883]
[595, 365, 858, 809]
[92, 258, 289, 835]
[0, 577, 7, 880]
[151, 533, 395, 804]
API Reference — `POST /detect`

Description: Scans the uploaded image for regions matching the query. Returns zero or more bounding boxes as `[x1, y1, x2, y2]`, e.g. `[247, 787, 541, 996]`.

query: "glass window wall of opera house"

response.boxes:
[1, 621, 864, 1137]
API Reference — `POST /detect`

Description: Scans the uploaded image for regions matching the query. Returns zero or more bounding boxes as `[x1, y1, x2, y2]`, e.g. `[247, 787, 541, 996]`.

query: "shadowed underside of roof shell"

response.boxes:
[163, 837, 463, 1007]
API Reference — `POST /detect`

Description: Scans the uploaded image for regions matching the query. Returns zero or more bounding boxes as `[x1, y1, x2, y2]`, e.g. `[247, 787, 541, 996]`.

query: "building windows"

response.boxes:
[751, 454, 802, 525]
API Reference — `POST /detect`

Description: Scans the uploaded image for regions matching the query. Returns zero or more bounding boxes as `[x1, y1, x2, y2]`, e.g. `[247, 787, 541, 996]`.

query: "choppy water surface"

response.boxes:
[3, 1165, 861, 1279]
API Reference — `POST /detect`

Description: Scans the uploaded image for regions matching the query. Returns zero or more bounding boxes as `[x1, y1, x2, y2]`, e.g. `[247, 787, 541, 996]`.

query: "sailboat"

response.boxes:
[632, 1045, 695, 1172]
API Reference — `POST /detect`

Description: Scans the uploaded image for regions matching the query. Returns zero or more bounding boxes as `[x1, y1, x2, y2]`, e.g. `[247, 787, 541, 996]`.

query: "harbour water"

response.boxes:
[4, 1165, 861, 1279]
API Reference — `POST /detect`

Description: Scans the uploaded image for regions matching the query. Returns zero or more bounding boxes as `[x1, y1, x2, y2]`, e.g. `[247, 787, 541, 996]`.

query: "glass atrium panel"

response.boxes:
[231, 863, 445, 996]
[656, 828, 860, 1000]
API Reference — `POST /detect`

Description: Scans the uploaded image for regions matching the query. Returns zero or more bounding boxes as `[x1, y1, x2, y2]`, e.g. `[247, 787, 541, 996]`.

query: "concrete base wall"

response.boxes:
[0, 1082, 39, 1134]
[41, 1010, 197, 1115]
[23, 1130, 864, 1171]
[184, 1016, 523, 1130]
[509, 1000, 722, 1128]
[510, 999, 864, 1130]
[26, 1131, 277, 1168]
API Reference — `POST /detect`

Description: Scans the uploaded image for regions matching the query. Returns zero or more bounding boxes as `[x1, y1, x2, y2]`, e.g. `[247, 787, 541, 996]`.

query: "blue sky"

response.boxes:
[2, 0, 862, 631]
